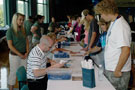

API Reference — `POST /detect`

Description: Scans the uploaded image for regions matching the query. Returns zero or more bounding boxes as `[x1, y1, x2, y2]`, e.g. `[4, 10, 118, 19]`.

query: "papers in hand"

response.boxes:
[59, 60, 66, 64]
[59, 59, 71, 64]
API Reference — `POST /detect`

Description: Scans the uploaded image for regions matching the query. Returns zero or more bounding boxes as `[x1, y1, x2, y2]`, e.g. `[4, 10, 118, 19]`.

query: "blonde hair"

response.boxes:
[11, 13, 26, 36]
[94, 0, 118, 15]
[98, 18, 110, 30]
[47, 32, 56, 41]
[83, 19, 90, 31]
[98, 18, 106, 25]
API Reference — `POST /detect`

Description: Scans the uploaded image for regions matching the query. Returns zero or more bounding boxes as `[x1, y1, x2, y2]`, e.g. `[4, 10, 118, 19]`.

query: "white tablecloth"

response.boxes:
[47, 43, 115, 90]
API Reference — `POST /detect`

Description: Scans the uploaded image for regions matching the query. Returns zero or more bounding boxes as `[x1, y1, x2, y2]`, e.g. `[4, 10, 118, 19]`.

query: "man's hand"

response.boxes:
[114, 70, 122, 78]
[46, 63, 65, 72]
[50, 60, 57, 65]
[52, 63, 64, 68]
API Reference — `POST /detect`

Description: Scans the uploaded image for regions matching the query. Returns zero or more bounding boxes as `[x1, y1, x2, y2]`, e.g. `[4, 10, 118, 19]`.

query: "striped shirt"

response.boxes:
[27, 45, 47, 79]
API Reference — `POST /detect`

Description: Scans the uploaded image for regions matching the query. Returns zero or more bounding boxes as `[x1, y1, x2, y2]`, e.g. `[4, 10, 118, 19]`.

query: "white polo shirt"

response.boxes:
[105, 16, 131, 72]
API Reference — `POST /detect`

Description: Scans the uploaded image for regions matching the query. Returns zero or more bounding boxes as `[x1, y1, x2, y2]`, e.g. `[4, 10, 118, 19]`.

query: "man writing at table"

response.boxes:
[27, 35, 64, 90]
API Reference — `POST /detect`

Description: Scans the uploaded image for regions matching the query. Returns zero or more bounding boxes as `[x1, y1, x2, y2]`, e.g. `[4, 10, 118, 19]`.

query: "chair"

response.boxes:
[21, 85, 29, 90]
[16, 66, 27, 90]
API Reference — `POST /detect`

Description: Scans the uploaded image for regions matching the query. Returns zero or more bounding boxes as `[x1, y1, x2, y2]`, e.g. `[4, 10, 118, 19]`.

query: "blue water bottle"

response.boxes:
[58, 42, 61, 48]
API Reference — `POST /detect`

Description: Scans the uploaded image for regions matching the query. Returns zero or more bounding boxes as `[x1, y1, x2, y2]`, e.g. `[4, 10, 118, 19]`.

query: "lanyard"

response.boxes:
[106, 16, 120, 44]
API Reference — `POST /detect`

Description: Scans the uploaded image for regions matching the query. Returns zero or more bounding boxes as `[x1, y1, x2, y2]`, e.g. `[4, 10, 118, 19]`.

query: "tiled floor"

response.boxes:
[0, 40, 19, 90]
[0, 67, 8, 89]
[0, 67, 19, 90]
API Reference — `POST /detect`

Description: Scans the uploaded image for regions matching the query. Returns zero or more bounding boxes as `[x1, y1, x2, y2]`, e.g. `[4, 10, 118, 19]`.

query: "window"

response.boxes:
[37, 0, 49, 23]
[0, 0, 5, 27]
[17, 0, 29, 19]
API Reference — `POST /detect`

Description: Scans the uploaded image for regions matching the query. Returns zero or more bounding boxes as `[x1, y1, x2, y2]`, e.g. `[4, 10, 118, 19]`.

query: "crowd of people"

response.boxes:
[6, 0, 133, 90]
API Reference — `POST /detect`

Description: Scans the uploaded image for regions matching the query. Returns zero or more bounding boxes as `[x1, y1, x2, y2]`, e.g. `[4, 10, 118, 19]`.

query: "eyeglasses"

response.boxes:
[48, 46, 52, 49]
[101, 24, 106, 26]
[45, 44, 52, 49]
[47, 45, 52, 49]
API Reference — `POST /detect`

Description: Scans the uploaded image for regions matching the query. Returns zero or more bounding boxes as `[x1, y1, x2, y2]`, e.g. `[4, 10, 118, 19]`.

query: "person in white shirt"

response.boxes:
[27, 35, 64, 90]
[95, 0, 131, 90]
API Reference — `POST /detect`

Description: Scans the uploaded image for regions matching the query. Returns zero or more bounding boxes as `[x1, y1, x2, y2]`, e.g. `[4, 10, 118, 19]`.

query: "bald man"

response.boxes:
[27, 35, 64, 90]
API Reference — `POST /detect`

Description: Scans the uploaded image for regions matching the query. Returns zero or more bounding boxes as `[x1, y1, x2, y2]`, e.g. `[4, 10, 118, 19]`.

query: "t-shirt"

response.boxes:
[27, 45, 47, 79]
[6, 28, 26, 53]
[24, 20, 33, 36]
[104, 16, 131, 72]
[84, 30, 89, 44]
[32, 21, 41, 40]
[88, 19, 100, 48]
[75, 23, 82, 42]
[49, 22, 58, 32]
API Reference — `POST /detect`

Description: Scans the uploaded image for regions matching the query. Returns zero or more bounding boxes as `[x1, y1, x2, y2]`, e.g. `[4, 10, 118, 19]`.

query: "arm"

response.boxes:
[31, 26, 39, 37]
[33, 63, 64, 77]
[48, 26, 52, 31]
[114, 46, 130, 77]
[85, 46, 101, 55]
[26, 37, 29, 53]
[24, 37, 29, 58]
[82, 46, 88, 51]
[7, 40, 25, 59]
[88, 32, 97, 49]
[67, 27, 73, 34]
[88, 46, 101, 54]
[51, 48, 71, 53]
[55, 37, 67, 43]
[48, 59, 57, 65]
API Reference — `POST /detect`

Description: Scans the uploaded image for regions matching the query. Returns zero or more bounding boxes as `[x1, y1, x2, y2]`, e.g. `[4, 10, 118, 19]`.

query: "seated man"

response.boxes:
[27, 35, 65, 90]
[85, 18, 110, 68]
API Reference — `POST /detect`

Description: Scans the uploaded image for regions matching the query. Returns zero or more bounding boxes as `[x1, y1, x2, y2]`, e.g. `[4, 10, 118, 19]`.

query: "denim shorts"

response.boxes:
[104, 70, 130, 90]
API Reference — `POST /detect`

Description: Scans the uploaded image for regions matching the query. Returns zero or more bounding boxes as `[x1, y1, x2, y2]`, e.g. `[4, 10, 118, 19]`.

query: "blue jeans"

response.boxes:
[83, 44, 87, 48]
[90, 49, 105, 69]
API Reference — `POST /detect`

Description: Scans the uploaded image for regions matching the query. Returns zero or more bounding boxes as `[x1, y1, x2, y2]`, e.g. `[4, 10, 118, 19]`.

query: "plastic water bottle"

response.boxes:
[98, 65, 103, 81]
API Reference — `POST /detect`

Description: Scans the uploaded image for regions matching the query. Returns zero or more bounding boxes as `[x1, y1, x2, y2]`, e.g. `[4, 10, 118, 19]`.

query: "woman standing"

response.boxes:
[85, 18, 110, 68]
[6, 13, 29, 90]
[31, 15, 44, 46]
[83, 19, 90, 48]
